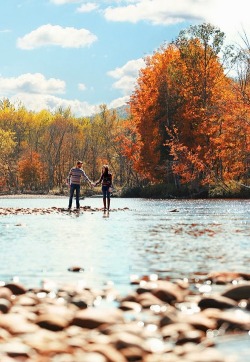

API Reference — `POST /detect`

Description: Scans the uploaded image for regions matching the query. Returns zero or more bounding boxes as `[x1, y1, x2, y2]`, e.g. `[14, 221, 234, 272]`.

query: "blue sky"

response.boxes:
[0, 0, 248, 117]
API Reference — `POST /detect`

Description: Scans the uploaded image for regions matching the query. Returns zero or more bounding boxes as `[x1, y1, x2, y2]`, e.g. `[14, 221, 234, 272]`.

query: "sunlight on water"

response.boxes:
[0, 197, 249, 291]
[0, 197, 249, 361]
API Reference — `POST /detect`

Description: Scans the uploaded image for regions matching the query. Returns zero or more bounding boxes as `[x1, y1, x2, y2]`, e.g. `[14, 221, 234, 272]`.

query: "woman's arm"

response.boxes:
[95, 174, 103, 186]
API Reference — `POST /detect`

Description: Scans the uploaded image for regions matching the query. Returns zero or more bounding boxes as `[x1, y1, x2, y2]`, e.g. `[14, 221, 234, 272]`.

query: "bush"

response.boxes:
[209, 181, 250, 198]
[120, 186, 142, 198]
[121, 183, 190, 198]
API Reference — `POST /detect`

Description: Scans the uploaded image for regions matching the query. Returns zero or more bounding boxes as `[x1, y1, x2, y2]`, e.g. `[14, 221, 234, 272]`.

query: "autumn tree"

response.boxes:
[0, 100, 27, 190]
[129, 22, 247, 195]
[40, 107, 75, 190]
[18, 151, 47, 191]
[82, 104, 131, 186]
[168, 23, 247, 193]
[115, 114, 143, 186]
[92, 105, 124, 182]
[231, 31, 250, 188]
[0, 128, 16, 190]
[129, 46, 184, 181]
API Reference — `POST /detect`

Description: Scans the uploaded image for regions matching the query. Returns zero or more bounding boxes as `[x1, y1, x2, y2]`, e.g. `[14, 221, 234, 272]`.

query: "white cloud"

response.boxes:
[0, 73, 98, 116]
[104, 0, 203, 25]
[203, 0, 250, 45]
[108, 58, 146, 95]
[0, 29, 11, 33]
[0, 73, 65, 95]
[111, 75, 137, 94]
[0, 62, 139, 116]
[9, 93, 98, 116]
[50, 0, 81, 4]
[109, 95, 129, 109]
[78, 83, 87, 91]
[77, 3, 99, 13]
[17, 24, 98, 50]
[103, 0, 250, 46]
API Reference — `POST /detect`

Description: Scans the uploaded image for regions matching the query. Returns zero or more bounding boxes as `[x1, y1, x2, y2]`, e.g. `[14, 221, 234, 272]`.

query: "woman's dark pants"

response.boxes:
[102, 185, 111, 209]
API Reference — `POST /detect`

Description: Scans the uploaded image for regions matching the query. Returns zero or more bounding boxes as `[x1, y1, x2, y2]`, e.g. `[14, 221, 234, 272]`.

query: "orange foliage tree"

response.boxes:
[168, 24, 249, 192]
[129, 45, 182, 181]
[18, 151, 47, 191]
[115, 116, 142, 186]
[129, 23, 249, 194]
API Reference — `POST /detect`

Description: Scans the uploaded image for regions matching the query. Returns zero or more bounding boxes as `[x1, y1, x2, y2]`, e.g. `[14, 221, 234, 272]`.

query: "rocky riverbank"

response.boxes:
[0, 206, 129, 216]
[0, 194, 67, 199]
[0, 271, 249, 361]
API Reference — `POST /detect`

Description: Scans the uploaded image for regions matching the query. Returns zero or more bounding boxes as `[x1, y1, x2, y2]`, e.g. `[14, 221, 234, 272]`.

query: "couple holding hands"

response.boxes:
[67, 161, 113, 211]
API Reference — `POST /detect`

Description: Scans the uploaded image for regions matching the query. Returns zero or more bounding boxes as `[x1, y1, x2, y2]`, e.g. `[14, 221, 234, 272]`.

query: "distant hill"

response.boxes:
[113, 104, 130, 119]
[89, 104, 130, 120]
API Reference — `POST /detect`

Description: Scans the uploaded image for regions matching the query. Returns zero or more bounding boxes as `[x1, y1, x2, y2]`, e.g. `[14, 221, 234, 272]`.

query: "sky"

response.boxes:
[0, 0, 249, 117]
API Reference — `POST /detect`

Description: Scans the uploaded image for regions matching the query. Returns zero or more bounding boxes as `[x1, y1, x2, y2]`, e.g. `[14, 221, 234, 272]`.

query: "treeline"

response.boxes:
[1, 23, 250, 198]
[0, 102, 138, 193]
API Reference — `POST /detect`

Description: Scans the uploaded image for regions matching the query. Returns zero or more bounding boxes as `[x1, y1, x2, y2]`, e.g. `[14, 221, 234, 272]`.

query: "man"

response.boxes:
[67, 160, 93, 210]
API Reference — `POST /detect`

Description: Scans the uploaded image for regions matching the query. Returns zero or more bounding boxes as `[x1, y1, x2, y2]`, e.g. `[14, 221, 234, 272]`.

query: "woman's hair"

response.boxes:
[102, 165, 109, 175]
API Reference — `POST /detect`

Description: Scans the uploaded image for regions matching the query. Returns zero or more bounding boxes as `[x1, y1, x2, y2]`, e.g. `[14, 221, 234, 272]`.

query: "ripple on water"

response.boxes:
[0, 198, 249, 289]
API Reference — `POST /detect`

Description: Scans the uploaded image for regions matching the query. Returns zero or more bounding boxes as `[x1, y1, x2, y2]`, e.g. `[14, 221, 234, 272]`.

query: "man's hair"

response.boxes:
[77, 160, 83, 165]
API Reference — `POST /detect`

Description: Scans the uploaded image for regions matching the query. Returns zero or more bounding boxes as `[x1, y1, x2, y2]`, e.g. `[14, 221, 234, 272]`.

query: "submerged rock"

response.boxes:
[205, 271, 250, 284]
[0, 206, 129, 216]
[68, 266, 84, 273]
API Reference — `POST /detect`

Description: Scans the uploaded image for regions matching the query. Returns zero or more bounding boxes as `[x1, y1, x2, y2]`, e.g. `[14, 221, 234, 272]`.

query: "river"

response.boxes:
[0, 197, 249, 291]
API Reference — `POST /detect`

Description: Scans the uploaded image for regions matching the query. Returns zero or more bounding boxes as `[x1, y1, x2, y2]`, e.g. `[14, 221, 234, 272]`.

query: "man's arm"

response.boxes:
[66, 169, 72, 185]
[81, 169, 92, 185]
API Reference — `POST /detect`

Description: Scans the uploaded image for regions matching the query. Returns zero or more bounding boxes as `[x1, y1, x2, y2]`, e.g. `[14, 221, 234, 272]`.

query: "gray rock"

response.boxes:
[36, 313, 69, 331]
[198, 295, 237, 310]
[0, 287, 13, 300]
[222, 284, 250, 301]
[71, 307, 124, 329]
[0, 314, 39, 334]
[152, 281, 187, 304]
[4, 282, 27, 295]
[0, 298, 12, 313]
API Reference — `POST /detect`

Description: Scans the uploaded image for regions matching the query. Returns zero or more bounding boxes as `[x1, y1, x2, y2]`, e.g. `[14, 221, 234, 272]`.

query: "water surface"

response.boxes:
[0, 197, 249, 291]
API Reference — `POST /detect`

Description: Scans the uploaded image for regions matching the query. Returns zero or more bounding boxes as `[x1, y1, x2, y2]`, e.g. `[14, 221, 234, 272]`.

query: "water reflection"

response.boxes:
[102, 210, 110, 219]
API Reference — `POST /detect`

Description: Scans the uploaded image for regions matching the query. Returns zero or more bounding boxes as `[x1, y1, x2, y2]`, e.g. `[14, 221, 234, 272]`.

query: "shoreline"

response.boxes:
[0, 271, 249, 361]
[0, 193, 249, 201]
[0, 194, 67, 199]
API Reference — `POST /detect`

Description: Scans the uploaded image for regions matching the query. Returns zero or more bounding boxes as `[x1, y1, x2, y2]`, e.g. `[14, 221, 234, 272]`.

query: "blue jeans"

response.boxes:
[68, 184, 80, 209]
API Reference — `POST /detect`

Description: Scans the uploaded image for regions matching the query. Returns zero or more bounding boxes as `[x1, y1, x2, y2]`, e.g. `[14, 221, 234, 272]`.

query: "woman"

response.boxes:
[95, 165, 113, 211]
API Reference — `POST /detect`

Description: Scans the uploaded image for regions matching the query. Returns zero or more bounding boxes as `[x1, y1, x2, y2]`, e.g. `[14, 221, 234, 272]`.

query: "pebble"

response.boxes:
[0, 272, 248, 361]
[222, 284, 250, 301]
[198, 295, 238, 310]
